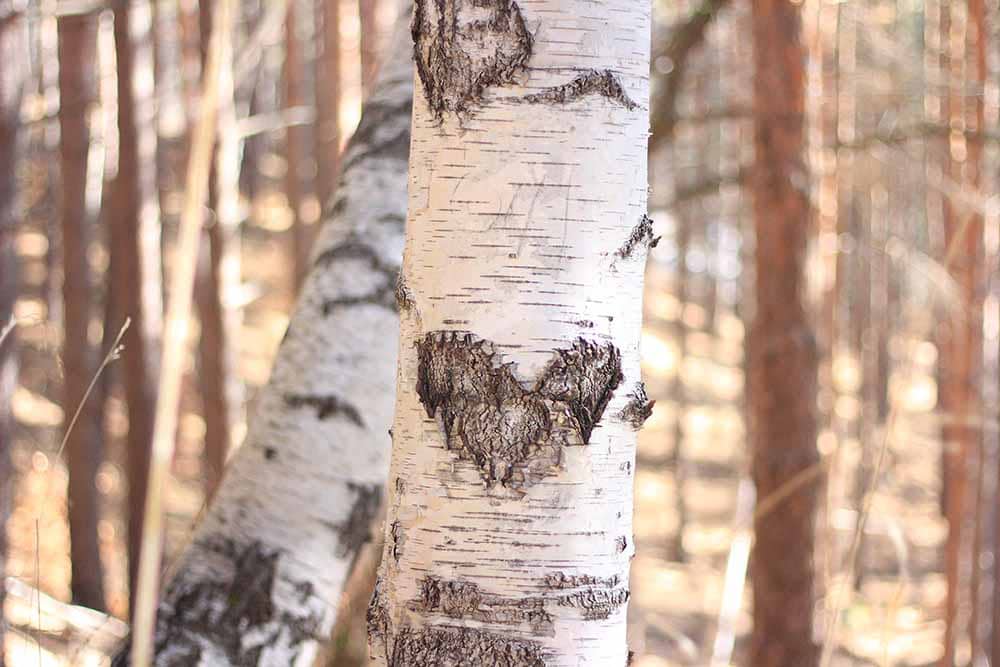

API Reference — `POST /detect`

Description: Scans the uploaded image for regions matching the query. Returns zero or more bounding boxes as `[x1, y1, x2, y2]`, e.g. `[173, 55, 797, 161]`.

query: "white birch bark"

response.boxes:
[371, 0, 652, 663]
[112, 9, 413, 665]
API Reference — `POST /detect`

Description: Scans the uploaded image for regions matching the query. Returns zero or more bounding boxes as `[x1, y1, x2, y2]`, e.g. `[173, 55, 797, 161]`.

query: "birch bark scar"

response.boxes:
[412, 0, 533, 119]
[415, 332, 623, 490]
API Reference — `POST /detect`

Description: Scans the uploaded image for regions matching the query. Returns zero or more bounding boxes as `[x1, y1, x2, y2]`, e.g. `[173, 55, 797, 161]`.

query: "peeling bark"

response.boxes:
[615, 215, 659, 261]
[618, 383, 654, 429]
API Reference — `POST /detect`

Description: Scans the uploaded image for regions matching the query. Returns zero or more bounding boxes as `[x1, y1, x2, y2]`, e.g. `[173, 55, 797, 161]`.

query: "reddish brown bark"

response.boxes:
[284, 0, 310, 290]
[358, 0, 379, 99]
[196, 0, 239, 494]
[111, 0, 163, 611]
[749, 0, 819, 665]
[315, 0, 342, 210]
[939, 0, 984, 660]
[57, 12, 106, 611]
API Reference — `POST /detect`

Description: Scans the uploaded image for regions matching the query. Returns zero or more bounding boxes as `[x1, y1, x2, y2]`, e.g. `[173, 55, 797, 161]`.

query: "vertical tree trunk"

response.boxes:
[748, 0, 819, 665]
[940, 0, 984, 661]
[284, 0, 310, 290]
[197, 0, 243, 493]
[111, 0, 164, 611]
[671, 209, 689, 563]
[358, 0, 379, 99]
[315, 0, 342, 210]
[57, 11, 106, 612]
[0, 6, 28, 662]
[371, 1, 651, 663]
[111, 9, 414, 663]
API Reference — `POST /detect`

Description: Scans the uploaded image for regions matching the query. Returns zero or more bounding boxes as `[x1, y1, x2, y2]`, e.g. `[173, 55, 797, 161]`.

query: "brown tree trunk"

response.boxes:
[749, 0, 819, 665]
[315, 0, 341, 210]
[57, 11, 106, 612]
[284, 0, 310, 290]
[358, 0, 379, 99]
[197, 0, 241, 493]
[939, 0, 984, 660]
[0, 6, 28, 662]
[111, 0, 163, 612]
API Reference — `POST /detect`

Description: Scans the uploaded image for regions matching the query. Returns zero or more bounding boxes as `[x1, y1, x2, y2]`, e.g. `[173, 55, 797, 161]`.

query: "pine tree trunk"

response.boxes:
[57, 11, 106, 612]
[748, 0, 819, 665]
[0, 6, 28, 662]
[284, 0, 310, 290]
[358, 0, 379, 99]
[315, 0, 342, 210]
[111, 0, 164, 611]
[370, 1, 651, 663]
[111, 9, 413, 664]
[196, 0, 243, 493]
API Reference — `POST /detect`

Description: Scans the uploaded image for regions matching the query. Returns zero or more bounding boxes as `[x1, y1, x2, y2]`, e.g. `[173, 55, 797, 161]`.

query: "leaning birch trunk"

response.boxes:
[370, 0, 652, 663]
[111, 10, 413, 666]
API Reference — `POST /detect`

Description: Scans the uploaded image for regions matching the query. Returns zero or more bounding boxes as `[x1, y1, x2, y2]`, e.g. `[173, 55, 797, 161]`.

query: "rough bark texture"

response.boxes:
[373, 0, 650, 663]
[748, 0, 819, 665]
[0, 6, 27, 662]
[111, 0, 163, 608]
[57, 12, 107, 612]
[110, 9, 413, 664]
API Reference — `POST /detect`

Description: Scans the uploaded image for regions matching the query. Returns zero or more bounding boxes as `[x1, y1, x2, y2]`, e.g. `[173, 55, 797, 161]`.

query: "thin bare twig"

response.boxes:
[55, 318, 130, 460]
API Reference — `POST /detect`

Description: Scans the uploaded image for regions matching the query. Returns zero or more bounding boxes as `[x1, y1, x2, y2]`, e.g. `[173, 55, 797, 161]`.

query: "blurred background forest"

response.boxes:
[0, 0, 998, 664]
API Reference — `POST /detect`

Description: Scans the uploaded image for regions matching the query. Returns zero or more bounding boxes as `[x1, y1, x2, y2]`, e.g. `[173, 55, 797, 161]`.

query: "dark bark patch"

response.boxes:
[337, 482, 383, 557]
[554, 586, 630, 621]
[543, 572, 620, 590]
[389, 624, 545, 666]
[519, 70, 638, 110]
[283, 392, 366, 427]
[416, 332, 622, 490]
[395, 273, 415, 311]
[415, 576, 553, 633]
[315, 235, 400, 314]
[618, 383, 654, 429]
[390, 520, 405, 562]
[615, 215, 658, 260]
[412, 0, 533, 119]
[112, 539, 323, 666]
[340, 97, 413, 173]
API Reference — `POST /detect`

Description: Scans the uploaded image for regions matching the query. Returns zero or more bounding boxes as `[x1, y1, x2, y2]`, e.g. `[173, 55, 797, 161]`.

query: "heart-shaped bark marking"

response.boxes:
[416, 332, 623, 490]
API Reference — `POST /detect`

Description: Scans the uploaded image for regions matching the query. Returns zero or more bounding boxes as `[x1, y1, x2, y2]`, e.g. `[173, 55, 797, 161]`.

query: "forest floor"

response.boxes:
[3, 192, 951, 665]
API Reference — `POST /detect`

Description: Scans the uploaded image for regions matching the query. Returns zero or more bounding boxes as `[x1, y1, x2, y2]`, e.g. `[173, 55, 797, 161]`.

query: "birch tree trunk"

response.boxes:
[111, 8, 413, 664]
[370, 0, 652, 663]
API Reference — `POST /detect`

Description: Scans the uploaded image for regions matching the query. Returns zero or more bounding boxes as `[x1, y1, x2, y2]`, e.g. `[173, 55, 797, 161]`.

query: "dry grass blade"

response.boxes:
[55, 318, 130, 460]
[128, 0, 235, 661]
[0, 315, 15, 349]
